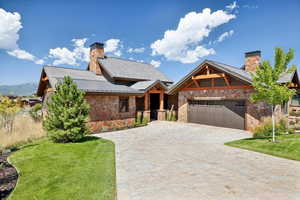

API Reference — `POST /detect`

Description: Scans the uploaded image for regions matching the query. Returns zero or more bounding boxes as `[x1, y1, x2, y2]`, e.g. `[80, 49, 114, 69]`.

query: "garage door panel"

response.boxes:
[188, 100, 245, 130]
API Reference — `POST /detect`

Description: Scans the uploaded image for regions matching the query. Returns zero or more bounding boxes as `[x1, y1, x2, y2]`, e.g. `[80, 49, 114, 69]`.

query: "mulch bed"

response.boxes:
[0, 150, 18, 199]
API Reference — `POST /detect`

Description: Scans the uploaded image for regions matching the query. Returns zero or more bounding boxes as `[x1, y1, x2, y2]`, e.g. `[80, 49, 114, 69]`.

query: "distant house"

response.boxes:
[37, 43, 300, 132]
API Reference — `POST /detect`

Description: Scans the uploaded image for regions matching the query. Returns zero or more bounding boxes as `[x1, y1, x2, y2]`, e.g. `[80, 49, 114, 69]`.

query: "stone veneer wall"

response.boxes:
[85, 94, 136, 133]
[178, 89, 271, 131]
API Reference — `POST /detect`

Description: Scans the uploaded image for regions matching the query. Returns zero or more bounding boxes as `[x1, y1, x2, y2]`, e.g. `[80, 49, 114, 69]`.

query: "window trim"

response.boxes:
[119, 96, 129, 113]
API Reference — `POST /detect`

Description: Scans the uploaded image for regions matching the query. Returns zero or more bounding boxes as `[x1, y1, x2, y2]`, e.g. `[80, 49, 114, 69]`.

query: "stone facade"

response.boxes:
[178, 89, 271, 131]
[85, 94, 136, 133]
[245, 51, 260, 72]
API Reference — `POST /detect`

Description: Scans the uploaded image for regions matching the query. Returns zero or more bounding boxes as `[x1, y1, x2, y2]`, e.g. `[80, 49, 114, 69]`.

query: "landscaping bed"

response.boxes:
[7, 137, 116, 200]
[226, 134, 300, 161]
[0, 150, 18, 199]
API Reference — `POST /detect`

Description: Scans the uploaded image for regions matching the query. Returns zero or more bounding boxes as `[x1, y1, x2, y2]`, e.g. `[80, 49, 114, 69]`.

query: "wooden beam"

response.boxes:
[182, 85, 252, 91]
[42, 77, 49, 81]
[192, 73, 225, 80]
[193, 80, 200, 88]
[148, 89, 165, 94]
[206, 65, 209, 75]
[223, 75, 230, 86]
[211, 78, 215, 87]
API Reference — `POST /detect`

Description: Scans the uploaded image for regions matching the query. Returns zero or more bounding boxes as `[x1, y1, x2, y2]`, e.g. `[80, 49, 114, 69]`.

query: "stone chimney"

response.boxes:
[244, 50, 261, 72]
[89, 42, 104, 75]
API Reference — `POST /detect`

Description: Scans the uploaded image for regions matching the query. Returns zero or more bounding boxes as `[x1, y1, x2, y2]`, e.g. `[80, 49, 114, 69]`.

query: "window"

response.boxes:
[291, 94, 300, 106]
[281, 101, 288, 114]
[119, 97, 129, 112]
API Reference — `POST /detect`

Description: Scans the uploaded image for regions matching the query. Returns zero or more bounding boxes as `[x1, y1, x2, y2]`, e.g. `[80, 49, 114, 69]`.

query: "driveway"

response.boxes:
[95, 121, 300, 200]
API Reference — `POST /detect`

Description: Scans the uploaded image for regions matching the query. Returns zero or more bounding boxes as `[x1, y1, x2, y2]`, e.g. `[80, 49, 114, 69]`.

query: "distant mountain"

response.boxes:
[0, 82, 38, 96]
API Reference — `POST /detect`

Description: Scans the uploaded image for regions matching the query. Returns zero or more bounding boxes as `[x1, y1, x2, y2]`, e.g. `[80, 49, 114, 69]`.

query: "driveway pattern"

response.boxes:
[95, 121, 300, 200]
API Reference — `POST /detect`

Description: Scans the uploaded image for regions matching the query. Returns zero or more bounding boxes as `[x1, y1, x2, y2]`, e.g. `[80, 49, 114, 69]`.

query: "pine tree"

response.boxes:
[250, 47, 297, 142]
[43, 76, 90, 143]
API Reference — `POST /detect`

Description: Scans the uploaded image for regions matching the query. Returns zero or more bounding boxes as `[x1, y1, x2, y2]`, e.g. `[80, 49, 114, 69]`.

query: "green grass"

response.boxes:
[8, 137, 116, 200]
[226, 134, 300, 161]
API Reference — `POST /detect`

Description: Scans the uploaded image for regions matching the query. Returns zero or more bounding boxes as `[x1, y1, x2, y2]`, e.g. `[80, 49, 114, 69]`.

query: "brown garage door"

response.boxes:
[188, 100, 245, 130]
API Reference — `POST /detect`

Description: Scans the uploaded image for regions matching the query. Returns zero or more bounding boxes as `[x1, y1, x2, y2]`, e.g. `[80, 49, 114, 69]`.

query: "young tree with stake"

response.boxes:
[251, 47, 297, 142]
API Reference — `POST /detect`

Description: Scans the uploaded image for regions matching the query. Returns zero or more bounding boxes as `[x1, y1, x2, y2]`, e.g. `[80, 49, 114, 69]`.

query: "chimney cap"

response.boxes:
[90, 42, 104, 50]
[245, 50, 261, 57]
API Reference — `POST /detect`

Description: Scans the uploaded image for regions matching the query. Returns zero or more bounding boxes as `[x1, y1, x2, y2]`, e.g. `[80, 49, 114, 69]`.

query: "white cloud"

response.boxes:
[128, 47, 145, 53]
[0, 8, 44, 64]
[105, 39, 122, 56]
[243, 5, 258, 9]
[49, 47, 77, 65]
[7, 49, 44, 65]
[150, 8, 235, 63]
[150, 60, 161, 68]
[217, 30, 234, 42]
[49, 38, 123, 65]
[226, 1, 238, 11]
[0, 8, 22, 50]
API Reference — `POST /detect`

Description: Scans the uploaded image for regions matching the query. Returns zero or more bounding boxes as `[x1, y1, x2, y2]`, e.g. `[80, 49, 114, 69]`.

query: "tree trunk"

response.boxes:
[272, 105, 276, 142]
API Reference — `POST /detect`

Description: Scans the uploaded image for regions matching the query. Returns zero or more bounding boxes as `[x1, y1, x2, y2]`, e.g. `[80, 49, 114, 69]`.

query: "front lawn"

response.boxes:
[8, 137, 116, 200]
[226, 134, 300, 161]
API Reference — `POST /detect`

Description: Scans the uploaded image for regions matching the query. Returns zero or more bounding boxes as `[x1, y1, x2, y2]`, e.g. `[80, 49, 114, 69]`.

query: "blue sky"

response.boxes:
[0, 0, 300, 85]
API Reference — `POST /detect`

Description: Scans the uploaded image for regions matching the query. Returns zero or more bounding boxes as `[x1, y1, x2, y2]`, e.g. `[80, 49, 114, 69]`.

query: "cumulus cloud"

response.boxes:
[0, 8, 22, 49]
[105, 39, 122, 56]
[150, 60, 161, 68]
[49, 47, 78, 65]
[150, 8, 235, 63]
[7, 49, 44, 64]
[49, 38, 123, 65]
[226, 1, 238, 11]
[128, 47, 145, 53]
[0, 8, 44, 64]
[217, 30, 234, 42]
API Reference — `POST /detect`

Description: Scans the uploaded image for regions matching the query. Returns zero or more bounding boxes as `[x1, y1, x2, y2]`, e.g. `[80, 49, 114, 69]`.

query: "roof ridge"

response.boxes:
[44, 65, 89, 72]
[51, 77, 107, 82]
[206, 60, 243, 71]
[103, 56, 152, 65]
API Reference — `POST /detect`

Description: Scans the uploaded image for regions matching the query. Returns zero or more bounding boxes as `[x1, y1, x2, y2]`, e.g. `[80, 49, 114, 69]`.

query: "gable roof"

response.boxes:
[98, 57, 173, 83]
[168, 59, 297, 95]
[37, 66, 143, 95]
[130, 80, 169, 91]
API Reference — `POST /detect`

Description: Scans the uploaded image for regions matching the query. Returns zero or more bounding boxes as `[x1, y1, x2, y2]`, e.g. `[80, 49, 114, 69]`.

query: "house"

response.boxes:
[37, 42, 300, 132]
[37, 42, 175, 132]
[168, 51, 300, 130]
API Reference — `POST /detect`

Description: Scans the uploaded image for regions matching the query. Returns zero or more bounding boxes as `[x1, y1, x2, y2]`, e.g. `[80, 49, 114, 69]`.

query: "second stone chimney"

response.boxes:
[244, 50, 261, 72]
[89, 42, 104, 75]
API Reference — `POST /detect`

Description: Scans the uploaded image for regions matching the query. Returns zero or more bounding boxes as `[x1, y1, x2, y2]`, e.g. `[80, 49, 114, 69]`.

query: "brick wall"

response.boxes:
[85, 94, 136, 133]
[178, 89, 271, 131]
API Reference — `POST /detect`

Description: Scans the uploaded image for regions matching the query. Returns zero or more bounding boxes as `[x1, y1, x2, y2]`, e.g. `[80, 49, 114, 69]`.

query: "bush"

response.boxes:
[43, 76, 90, 143]
[253, 118, 293, 138]
[142, 116, 149, 125]
[29, 103, 42, 121]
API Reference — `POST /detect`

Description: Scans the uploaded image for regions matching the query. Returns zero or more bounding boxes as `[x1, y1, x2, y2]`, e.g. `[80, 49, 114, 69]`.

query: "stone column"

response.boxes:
[158, 91, 166, 120]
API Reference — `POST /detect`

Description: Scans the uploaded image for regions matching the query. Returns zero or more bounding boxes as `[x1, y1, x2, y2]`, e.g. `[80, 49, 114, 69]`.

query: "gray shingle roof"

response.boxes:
[278, 71, 295, 83]
[168, 60, 296, 94]
[130, 80, 168, 91]
[43, 66, 142, 94]
[98, 57, 173, 82]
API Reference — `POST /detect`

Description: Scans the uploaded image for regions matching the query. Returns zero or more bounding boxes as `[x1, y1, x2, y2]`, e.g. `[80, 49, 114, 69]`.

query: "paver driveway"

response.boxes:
[95, 121, 300, 200]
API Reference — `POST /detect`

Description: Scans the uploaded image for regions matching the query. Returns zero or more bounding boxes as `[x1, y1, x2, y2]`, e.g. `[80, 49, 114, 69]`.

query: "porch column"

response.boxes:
[143, 92, 150, 121]
[159, 91, 164, 110]
[158, 91, 166, 120]
[144, 92, 149, 110]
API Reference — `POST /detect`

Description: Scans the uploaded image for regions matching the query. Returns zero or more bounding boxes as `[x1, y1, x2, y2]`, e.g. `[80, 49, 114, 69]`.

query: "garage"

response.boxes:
[188, 100, 246, 130]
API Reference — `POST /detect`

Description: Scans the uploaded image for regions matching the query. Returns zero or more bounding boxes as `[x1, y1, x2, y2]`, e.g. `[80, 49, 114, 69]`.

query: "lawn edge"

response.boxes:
[225, 141, 300, 162]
